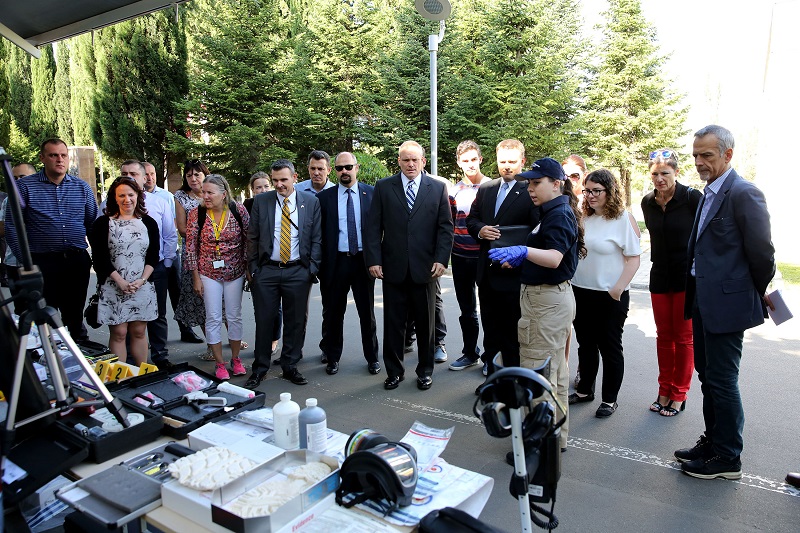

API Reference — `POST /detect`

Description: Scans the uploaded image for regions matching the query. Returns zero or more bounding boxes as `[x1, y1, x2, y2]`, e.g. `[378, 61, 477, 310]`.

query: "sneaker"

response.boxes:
[595, 402, 617, 417]
[449, 355, 479, 371]
[434, 345, 448, 363]
[482, 362, 489, 376]
[230, 358, 247, 376]
[681, 455, 742, 480]
[674, 435, 713, 464]
[215, 363, 230, 380]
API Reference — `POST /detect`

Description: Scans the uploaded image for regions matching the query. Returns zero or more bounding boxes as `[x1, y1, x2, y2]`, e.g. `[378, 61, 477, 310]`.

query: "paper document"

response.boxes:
[767, 289, 793, 325]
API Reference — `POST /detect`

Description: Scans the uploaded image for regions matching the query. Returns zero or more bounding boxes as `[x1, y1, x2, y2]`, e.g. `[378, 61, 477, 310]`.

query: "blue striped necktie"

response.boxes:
[406, 180, 416, 211]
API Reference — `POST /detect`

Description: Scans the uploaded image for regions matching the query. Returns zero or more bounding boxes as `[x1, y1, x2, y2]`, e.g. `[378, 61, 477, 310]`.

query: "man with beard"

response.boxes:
[316, 152, 380, 375]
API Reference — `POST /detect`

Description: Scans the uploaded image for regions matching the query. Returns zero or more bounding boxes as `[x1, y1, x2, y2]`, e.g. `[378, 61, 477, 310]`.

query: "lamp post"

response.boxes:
[415, 0, 451, 177]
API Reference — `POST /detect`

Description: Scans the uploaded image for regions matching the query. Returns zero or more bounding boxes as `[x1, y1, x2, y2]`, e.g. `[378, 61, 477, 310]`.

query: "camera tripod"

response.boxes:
[0, 147, 130, 499]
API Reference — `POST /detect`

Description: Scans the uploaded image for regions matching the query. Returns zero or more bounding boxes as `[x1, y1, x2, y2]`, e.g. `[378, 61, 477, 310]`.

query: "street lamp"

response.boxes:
[415, 0, 451, 177]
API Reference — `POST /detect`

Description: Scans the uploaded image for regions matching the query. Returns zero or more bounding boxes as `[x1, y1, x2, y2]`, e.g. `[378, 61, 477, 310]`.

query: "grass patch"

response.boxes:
[778, 263, 800, 286]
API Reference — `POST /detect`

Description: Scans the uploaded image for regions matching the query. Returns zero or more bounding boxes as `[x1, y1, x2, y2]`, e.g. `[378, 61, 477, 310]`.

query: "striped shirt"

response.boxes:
[4, 171, 98, 258]
[449, 177, 489, 258]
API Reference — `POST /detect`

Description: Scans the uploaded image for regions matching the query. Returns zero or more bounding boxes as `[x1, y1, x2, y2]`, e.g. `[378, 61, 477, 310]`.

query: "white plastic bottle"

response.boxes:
[273, 393, 300, 450]
[298, 398, 327, 453]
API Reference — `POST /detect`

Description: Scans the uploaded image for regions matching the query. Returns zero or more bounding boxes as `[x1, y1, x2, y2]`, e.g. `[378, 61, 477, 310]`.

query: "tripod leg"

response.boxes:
[38, 323, 70, 406]
[510, 407, 534, 533]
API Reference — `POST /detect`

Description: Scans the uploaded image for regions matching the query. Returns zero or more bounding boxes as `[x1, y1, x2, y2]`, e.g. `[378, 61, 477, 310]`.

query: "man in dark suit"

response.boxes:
[317, 152, 380, 376]
[675, 125, 775, 480]
[364, 141, 454, 391]
[466, 139, 540, 386]
[245, 159, 322, 389]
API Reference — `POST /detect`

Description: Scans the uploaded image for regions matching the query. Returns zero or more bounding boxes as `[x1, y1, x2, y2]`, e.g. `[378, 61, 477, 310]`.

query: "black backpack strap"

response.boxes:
[196, 206, 207, 253]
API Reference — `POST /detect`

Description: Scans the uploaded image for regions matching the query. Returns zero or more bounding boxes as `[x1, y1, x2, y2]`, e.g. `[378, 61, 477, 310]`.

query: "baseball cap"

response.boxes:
[517, 157, 566, 181]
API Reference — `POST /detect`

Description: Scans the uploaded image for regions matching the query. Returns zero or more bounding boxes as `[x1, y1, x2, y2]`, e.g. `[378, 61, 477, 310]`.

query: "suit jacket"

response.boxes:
[317, 182, 374, 286]
[466, 178, 540, 291]
[364, 172, 453, 285]
[246, 189, 322, 276]
[684, 170, 775, 333]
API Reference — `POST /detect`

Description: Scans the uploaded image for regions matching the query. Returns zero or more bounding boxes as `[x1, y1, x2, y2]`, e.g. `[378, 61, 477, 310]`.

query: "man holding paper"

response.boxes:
[675, 125, 776, 481]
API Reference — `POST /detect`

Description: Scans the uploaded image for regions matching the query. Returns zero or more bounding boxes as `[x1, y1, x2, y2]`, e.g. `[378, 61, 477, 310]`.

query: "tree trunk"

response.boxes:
[620, 166, 632, 207]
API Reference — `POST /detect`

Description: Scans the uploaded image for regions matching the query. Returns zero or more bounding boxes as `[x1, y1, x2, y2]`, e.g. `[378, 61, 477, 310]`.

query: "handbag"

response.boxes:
[84, 286, 101, 329]
[488, 225, 533, 249]
[419, 507, 503, 533]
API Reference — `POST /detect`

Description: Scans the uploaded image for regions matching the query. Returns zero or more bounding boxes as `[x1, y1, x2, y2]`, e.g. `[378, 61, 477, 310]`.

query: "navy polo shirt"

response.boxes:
[520, 195, 579, 286]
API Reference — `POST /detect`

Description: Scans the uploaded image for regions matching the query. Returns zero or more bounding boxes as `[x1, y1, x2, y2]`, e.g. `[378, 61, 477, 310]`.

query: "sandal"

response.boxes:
[650, 398, 666, 412]
[240, 341, 249, 350]
[660, 400, 686, 417]
[198, 346, 215, 361]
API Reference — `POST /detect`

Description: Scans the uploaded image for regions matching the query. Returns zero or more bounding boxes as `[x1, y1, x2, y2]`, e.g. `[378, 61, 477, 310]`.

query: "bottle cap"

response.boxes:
[306, 398, 317, 407]
[280, 392, 291, 401]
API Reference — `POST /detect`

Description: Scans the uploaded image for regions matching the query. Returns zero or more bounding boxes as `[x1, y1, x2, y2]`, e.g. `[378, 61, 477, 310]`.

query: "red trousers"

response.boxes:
[651, 291, 694, 401]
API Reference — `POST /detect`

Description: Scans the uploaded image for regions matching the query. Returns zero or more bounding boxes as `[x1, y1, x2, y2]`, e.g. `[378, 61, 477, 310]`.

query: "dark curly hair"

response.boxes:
[180, 159, 210, 192]
[582, 169, 625, 220]
[105, 177, 147, 219]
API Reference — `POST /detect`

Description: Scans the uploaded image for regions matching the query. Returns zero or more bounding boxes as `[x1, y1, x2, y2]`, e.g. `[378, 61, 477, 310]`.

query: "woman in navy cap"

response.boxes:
[489, 157, 585, 451]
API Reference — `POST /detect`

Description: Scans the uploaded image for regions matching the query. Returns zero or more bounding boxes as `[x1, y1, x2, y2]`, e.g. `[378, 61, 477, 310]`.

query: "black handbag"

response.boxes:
[84, 287, 101, 329]
[419, 507, 503, 533]
[488, 225, 533, 249]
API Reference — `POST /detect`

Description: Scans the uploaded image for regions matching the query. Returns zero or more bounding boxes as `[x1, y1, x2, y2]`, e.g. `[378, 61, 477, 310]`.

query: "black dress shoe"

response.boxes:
[154, 359, 175, 372]
[384, 375, 404, 390]
[244, 372, 267, 389]
[325, 362, 339, 375]
[321, 353, 329, 364]
[368, 362, 381, 375]
[786, 472, 800, 488]
[417, 376, 433, 390]
[403, 344, 414, 354]
[180, 329, 204, 343]
[282, 368, 308, 385]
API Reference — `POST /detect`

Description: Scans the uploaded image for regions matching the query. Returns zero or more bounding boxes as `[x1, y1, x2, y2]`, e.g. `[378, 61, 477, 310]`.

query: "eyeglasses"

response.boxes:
[648, 150, 677, 160]
[584, 188, 606, 197]
[335, 164, 355, 171]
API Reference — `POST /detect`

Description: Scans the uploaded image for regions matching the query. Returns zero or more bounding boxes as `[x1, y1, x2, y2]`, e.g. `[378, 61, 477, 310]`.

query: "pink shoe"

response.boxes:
[215, 363, 230, 380]
[230, 357, 247, 376]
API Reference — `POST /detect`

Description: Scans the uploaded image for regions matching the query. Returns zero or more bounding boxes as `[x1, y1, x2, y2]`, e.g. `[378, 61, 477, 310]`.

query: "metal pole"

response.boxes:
[428, 33, 438, 177]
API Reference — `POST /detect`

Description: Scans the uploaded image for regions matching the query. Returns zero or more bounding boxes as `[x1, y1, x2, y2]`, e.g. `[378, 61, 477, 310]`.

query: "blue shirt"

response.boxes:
[337, 183, 363, 252]
[295, 179, 335, 195]
[520, 195, 579, 286]
[5, 171, 98, 258]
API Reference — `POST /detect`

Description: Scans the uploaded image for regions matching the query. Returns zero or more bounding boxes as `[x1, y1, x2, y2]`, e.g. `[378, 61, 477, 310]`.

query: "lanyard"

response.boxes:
[208, 207, 227, 257]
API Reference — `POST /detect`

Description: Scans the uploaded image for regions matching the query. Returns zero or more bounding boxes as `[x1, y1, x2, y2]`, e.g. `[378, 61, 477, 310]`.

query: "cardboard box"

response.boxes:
[161, 480, 232, 533]
[187, 422, 284, 464]
[211, 450, 339, 532]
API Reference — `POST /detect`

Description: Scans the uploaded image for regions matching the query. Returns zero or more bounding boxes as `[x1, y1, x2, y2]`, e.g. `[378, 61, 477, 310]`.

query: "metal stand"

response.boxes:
[0, 147, 129, 494]
[509, 407, 533, 533]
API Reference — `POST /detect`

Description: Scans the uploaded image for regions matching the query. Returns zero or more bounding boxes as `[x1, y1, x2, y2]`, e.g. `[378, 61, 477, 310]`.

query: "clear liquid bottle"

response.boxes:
[298, 398, 327, 453]
[273, 392, 300, 450]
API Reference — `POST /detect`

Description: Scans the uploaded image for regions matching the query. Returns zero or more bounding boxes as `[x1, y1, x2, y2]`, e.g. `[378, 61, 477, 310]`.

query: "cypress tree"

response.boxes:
[30, 44, 59, 143]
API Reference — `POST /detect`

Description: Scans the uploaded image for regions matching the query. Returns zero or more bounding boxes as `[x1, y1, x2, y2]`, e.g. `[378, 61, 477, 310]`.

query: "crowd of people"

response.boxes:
[2, 123, 783, 483]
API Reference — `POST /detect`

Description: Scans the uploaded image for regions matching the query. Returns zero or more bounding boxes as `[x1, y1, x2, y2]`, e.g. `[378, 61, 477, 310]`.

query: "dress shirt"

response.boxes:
[401, 173, 420, 205]
[337, 183, 362, 252]
[150, 185, 176, 218]
[5, 171, 97, 258]
[271, 191, 300, 262]
[691, 167, 732, 277]
[295, 179, 335, 195]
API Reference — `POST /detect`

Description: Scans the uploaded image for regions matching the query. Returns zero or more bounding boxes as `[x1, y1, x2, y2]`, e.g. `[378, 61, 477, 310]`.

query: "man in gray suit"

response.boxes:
[364, 141, 454, 391]
[675, 125, 775, 480]
[245, 159, 322, 389]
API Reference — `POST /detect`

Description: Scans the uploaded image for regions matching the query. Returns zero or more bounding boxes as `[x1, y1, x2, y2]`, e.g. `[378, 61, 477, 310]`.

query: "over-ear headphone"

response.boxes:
[473, 366, 554, 439]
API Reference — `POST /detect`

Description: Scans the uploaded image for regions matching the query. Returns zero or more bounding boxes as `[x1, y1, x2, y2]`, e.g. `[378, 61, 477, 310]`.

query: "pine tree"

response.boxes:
[29, 44, 59, 143]
[6, 44, 34, 158]
[70, 34, 96, 146]
[54, 42, 74, 145]
[0, 41, 11, 151]
[583, 0, 687, 205]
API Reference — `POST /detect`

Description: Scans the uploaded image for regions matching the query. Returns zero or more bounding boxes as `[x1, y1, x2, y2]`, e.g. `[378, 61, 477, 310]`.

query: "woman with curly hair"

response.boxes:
[90, 177, 160, 364]
[569, 169, 641, 418]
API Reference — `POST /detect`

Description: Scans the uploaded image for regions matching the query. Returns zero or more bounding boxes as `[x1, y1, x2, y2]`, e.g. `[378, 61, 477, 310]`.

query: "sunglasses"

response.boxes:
[648, 150, 677, 160]
[335, 164, 355, 171]
[185, 159, 202, 166]
[566, 173, 582, 180]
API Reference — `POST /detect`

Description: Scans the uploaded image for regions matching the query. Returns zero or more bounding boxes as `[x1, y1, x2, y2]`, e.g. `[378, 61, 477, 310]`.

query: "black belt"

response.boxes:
[337, 251, 363, 257]
[265, 259, 301, 268]
[31, 248, 87, 259]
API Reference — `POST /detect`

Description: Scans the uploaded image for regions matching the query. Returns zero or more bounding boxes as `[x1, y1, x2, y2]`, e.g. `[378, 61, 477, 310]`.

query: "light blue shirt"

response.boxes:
[691, 167, 733, 277]
[150, 185, 176, 219]
[271, 191, 300, 262]
[401, 173, 420, 204]
[295, 179, 335, 196]
[337, 183, 362, 252]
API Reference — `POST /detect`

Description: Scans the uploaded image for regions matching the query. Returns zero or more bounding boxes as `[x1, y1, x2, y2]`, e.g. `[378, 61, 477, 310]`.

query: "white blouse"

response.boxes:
[573, 212, 641, 291]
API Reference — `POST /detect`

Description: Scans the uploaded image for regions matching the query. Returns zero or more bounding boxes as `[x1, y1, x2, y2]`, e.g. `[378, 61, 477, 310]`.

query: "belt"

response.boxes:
[337, 251, 363, 257]
[265, 259, 301, 268]
[31, 248, 86, 258]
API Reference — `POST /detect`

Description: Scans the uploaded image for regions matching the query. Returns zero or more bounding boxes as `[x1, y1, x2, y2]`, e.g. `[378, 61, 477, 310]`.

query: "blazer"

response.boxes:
[466, 178, 540, 291]
[317, 182, 374, 286]
[684, 170, 775, 333]
[364, 172, 453, 285]
[246, 189, 322, 276]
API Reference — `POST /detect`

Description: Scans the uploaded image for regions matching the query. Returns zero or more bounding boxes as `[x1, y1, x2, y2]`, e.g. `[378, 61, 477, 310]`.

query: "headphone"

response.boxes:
[473, 366, 555, 439]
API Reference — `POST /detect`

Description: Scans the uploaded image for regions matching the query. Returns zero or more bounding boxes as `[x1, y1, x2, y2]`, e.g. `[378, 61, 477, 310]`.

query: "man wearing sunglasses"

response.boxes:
[5, 139, 98, 341]
[295, 150, 336, 196]
[316, 153, 381, 376]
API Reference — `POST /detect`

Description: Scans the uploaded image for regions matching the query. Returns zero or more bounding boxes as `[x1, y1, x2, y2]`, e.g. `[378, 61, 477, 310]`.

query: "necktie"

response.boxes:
[495, 182, 510, 216]
[406, 180, 416, 211]
[280, 198, 291, 263]
[346, 189, 358, 255]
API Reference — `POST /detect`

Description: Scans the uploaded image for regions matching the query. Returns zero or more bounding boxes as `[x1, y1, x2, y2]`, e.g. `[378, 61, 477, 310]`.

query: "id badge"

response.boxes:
[212, 259, 226, 269]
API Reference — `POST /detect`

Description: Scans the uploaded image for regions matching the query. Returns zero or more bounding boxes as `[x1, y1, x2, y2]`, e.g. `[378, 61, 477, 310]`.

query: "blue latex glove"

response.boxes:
[488, 246, 527, 267]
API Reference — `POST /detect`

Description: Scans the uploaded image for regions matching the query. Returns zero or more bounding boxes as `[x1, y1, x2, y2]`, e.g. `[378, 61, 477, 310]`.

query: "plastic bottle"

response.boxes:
[298, 398, 327, 453]
[273, 393, 300, 450]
